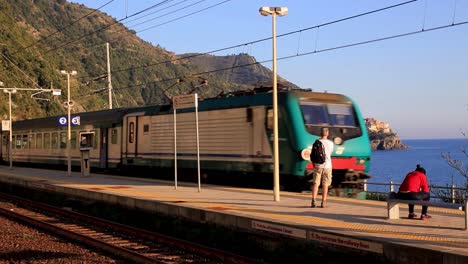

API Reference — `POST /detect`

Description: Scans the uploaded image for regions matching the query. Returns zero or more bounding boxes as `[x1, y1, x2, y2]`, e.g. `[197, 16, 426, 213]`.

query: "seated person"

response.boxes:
[397, 164, 431, 220]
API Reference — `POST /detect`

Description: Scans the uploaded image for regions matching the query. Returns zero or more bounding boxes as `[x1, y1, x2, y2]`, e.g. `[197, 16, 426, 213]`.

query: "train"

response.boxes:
[0, 86, 372, 192]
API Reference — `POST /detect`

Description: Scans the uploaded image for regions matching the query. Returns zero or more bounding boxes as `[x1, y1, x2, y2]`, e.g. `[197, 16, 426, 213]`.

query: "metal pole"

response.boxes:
[195, 94, 201, 192]
[106, 42, 113, 109]
[452, 184, 456, 204]
[67, 73, 71, 176]
[272, 13, 280, 202]
[174, 108, 177, 190]
[8, 91, 12, 169]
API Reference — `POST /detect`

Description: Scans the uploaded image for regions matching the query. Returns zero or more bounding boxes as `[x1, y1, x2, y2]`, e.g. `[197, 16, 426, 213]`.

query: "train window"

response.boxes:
[93, 130, 98, 149]
[327, 104, 357, 127]
[44, 133, 50, 149]
[22, 135, 28, 149]
[29, 134, 35, 149]
[52, 132, 58, 149]
[129, 122, 135, 143]
[60, 132, 66, 149]
[16, 136, 22, 149]
[2, 135, 6, 145]
[11, 135, 15, 149]
[111, 128, 118, 144]
[71, 132, 77, 149]
[143, 124, 149, 134]
[36, 133, 43, 149]
[301, 103, 329, 125]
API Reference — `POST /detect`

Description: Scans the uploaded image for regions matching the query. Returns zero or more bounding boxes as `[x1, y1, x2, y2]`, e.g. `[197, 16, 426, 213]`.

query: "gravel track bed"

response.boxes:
[0, 214, 125, 264]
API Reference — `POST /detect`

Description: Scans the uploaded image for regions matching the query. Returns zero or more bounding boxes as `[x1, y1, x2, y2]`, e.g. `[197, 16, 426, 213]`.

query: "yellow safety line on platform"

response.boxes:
[2, 170, 467, 249]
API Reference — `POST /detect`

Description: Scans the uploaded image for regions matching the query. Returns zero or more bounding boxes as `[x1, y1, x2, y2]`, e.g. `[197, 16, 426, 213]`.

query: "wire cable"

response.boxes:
[81, 0, 418, 81]
[42, 0, 176, 55]
[9, 0, 116, 56]
[84, 19, 468, 97]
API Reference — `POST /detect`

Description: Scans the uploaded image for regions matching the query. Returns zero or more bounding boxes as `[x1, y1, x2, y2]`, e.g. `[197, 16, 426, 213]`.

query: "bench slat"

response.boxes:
[386, 194, 468, 230]
[387, 199, 464, 210]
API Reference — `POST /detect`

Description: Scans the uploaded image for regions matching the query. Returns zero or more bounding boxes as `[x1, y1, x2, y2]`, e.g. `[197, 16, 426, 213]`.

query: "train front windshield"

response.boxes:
[301, 103, 358, 127]
[300, 102, 363, 141]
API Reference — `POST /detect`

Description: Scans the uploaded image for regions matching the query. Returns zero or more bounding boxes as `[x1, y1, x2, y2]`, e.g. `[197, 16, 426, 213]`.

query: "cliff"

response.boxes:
[365, 118, 409, 151]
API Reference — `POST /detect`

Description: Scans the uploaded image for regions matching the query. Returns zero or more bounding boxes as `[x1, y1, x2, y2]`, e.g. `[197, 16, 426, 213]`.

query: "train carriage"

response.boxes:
[0, 87, 372, 192]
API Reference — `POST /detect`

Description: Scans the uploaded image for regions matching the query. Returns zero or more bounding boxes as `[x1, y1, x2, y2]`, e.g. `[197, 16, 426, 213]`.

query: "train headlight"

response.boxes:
[333, 137, 343, 145]
[301, 148, 311, 161]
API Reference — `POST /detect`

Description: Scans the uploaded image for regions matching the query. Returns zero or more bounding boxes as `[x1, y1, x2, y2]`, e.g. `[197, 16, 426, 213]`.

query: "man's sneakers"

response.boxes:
[310, 200, 328, 208]
[420, 214, 432, 220]
[408, 213, 418, 219]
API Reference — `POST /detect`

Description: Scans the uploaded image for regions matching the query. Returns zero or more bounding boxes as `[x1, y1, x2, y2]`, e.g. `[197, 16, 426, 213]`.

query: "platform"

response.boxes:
[0, 165, 467, 264]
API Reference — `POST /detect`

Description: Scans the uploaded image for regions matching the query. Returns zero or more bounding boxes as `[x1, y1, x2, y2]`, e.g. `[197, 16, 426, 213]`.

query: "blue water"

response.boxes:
[367, 138, 467, 192]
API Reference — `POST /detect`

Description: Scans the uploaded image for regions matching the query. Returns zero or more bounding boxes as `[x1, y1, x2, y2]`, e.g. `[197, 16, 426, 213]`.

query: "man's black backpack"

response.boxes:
[310, 139, 326, 164]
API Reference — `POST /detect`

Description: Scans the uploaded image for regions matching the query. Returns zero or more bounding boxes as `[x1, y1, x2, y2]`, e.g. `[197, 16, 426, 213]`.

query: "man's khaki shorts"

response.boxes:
[311, 168, 332, 186]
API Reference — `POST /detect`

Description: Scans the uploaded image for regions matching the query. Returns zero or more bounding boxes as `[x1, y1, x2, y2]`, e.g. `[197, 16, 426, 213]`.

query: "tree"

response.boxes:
[441, 107, 468, 202]
[441, 130, 468, 185]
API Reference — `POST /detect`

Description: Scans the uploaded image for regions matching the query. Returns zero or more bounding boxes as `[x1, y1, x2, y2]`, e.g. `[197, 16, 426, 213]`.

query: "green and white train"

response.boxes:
[0, 87, 372, 191]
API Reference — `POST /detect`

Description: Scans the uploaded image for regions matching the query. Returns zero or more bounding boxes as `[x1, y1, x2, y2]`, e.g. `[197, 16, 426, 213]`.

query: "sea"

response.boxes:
[366, 138, 467, 193]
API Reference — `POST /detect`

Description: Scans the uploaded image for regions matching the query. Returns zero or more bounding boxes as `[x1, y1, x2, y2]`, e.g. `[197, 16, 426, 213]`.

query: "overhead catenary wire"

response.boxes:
[102, 0, 230, 49]
[1, 54, 42, 89]
[41, 0, 178, 55]
[8, 0, 116, 56]
[421, 0, 429, 30]
[452, 0, 459, 25]
[79, 0, 418, 81]
[74, 19, 468, 98]
[126, 0, 229, 33]
[122, 0, 190, 25]
[0, 0, 117, 84]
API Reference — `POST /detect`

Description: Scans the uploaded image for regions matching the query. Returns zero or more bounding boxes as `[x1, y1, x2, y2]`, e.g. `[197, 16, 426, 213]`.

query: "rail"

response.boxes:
[363, 180, 468, 204]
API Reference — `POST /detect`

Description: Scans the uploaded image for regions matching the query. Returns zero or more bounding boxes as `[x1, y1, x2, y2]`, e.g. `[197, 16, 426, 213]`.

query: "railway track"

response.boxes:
[0, 192, 262, 264]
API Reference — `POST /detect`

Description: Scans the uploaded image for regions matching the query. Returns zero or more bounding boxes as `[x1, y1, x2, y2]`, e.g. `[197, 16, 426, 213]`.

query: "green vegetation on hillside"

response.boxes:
[0, 0, 288, 121]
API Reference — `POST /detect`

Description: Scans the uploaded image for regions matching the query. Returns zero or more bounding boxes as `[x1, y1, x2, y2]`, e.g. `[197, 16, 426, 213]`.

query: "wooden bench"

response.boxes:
[387, 196, 468, 230]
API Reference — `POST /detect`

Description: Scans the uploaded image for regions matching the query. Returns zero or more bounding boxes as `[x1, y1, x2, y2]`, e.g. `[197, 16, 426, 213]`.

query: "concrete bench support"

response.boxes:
[387, 197, 467, 230]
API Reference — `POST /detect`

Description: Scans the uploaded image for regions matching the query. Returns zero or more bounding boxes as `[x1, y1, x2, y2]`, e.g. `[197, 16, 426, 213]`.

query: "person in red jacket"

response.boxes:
[397, 164, 431, 220]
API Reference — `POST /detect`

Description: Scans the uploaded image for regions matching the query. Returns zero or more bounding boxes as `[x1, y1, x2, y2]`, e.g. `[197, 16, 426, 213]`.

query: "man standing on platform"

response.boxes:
[310, 127, 334, 208]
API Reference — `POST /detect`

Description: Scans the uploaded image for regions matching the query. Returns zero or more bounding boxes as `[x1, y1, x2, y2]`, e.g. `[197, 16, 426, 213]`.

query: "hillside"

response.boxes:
[0, 0, 297, 121]
[180, 53, 300, 89]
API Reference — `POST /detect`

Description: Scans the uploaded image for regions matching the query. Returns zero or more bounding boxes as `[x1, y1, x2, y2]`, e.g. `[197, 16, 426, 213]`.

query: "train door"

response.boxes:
[126, 116, 137, 158]
[0, 131, 3, 160]
[99, 128, 108, 168]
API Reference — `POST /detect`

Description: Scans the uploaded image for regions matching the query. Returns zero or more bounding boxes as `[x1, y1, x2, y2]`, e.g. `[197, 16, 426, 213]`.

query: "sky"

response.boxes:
[71, 0, 468, 140]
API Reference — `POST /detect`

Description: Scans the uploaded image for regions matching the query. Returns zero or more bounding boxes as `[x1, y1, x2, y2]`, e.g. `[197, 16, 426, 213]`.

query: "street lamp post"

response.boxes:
[259, 6, 288, 202]
[0, 83, 61, 170]
[60, 70, 77, 176]
[3, 88, 16, 169]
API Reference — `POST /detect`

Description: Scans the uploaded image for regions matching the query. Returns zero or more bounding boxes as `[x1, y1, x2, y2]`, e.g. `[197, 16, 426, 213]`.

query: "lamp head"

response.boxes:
[3, 89, 16, 94]
[275, 7, 288, 16]
[60, 70, 77, 75]
[259, 6, 288, 16]
[0, 81, 3, 87]
[259, 6, 272, 16]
